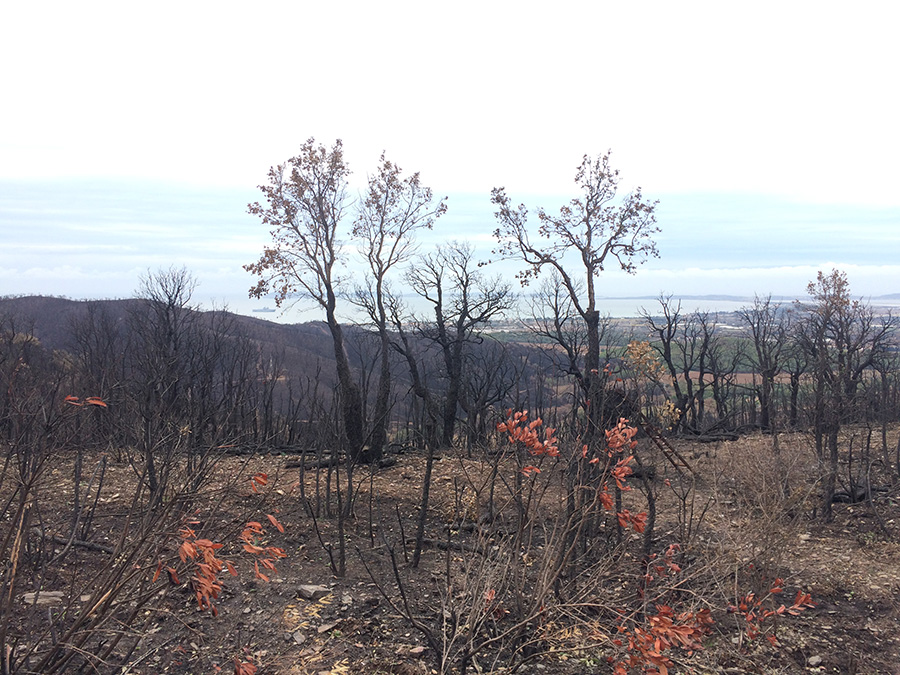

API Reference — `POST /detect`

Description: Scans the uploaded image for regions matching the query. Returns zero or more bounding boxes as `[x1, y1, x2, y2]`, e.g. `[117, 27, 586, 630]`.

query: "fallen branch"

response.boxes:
[31, 528, 114, 555]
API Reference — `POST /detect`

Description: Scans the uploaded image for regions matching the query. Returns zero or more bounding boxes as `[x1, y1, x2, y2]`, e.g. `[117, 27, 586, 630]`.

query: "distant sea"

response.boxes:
[595, 295, 900, 318]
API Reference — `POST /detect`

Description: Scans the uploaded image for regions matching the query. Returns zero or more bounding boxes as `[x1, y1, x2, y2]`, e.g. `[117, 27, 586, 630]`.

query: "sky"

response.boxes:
[2, 1, 899, 321]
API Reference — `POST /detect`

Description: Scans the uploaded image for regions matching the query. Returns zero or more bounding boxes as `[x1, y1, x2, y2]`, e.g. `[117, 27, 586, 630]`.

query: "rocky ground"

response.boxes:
[9, 431, 900, 674]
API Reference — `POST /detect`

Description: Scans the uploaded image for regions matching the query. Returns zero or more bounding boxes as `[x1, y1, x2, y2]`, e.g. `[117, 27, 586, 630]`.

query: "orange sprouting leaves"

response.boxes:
[497, 409, 559, 459]
[172, 528, 233, 615]
[598, 486, 615, 511]
[599, 420, 646, 531]
[788, 589, 816, 615]
[613, 604, 714, 675]
[240, 518, 286, 581]
[151, 561, 181, 585]
[249, 472, 268, 493]
[178, 539, 197, 562]
[606, 417, 638, 455]
[641, 543, 682, 590]
[499, 411, 649, 536]
[266, 513, 285, 533]
[242, 521, 264, 537]
[727, 579, 816, 644]
[159, 506, 288, 616]
[64, 395, 108, 408]
[482, 588, 509, 620]
[233, 657, 258, 675]
[610, 542, 715, 674]
[242, 542, 264, 556]
[611, 455, 635, 490]
[616, 509, 648, 534]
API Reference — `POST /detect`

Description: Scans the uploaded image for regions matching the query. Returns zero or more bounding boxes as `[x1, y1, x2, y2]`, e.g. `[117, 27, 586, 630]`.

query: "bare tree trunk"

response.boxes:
[368, 330, 391, 462]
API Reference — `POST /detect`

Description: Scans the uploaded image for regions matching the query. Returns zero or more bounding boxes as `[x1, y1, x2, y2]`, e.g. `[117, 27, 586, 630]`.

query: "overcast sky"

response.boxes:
[2, 1, 899, 320]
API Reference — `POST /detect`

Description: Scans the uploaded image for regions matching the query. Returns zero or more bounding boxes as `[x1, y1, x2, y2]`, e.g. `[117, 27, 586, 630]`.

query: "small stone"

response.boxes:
[291, 630, 306, 645]
[298, 584, 331, 601]
[317, 622, 338, 634]
[242, 606, 252, 614]
[808, 655, 823, 667]
[410, 646, 426, 654]
[341, 593, 352, 605]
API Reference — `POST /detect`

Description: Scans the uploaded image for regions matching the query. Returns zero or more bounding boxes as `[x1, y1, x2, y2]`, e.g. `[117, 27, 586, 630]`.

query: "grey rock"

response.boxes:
[297, 584, 331, 601]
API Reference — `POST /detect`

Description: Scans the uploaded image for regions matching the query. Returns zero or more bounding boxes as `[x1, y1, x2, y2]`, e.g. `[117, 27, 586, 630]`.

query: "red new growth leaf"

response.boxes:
[170, 508, 288, 623]
[612, 456, 635, 489]
[631, 512, 648, 534]
[605, 418, 638, 455]
[729, 584, 815, 644]
[617, 509, 648, 533]
[194, 539, 222, 551]
[179, 540, 197, 562]
[249, 473, 268, 492]
[497, 409, 559, 457]
[64, 395, 107, 407]
[253, 560, 270, 582]
[598, 488, 614, 511]
[166, 567, 180, 585]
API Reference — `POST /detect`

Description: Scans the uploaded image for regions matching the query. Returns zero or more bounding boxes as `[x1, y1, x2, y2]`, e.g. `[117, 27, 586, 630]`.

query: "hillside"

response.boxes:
[0, 295, 343, 389]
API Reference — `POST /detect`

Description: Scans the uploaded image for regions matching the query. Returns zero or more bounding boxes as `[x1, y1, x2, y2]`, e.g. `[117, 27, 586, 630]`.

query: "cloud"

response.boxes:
[2, 3, 898, 207]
